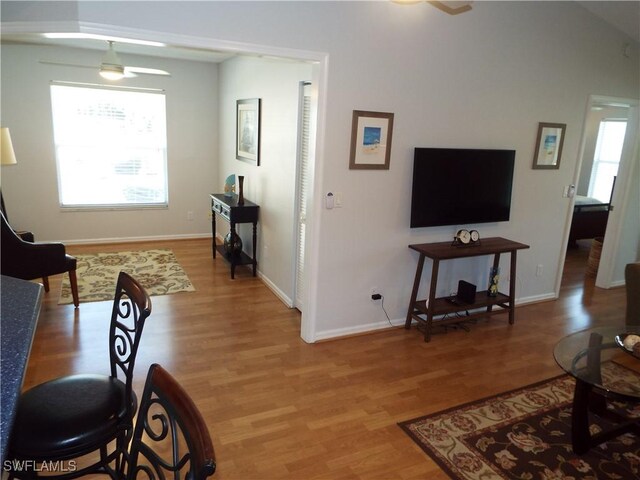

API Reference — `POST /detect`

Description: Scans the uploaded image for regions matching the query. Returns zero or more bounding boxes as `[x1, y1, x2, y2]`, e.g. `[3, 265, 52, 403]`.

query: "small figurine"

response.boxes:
[224, 174, 236, 197]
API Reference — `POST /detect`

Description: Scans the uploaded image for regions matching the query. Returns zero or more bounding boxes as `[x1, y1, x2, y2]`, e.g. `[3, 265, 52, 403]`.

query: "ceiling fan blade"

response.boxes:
[39, 60, 98, 69]
[124, 66, 171, 76]
[428, 1, 473, 15]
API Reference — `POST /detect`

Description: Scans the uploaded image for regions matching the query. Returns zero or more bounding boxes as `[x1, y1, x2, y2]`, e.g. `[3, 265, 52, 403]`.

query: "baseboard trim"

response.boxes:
[65, 233, 211, 246]
[313, 293, 558, 342]
[516, 293, 558, 305]
[315, 318, 405, 342]
[259, 272, 294, 308]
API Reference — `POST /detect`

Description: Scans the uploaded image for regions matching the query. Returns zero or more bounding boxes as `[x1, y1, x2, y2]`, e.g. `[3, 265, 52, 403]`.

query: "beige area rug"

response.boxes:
[59, 249, 195, 305]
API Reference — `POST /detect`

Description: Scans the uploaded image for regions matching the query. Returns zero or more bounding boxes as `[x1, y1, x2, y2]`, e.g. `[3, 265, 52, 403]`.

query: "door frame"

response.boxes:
[558, 94, 639, 292]
[3, 20, 329, 343]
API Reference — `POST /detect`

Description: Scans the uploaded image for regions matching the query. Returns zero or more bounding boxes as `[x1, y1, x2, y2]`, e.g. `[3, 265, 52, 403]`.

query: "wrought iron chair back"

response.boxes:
[6, 271, 152, 480]
[127, 364, 216, 480]
[110, 271, 153, 417]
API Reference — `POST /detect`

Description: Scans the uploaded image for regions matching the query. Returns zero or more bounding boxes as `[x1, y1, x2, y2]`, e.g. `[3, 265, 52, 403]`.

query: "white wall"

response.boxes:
[0, 43, 218, 241]
[217, 56, 312, 303]
[2, 1, 639, 342]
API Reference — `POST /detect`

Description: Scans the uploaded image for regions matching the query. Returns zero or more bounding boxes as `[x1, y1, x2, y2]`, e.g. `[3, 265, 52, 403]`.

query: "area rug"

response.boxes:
[399, 362, 640, 480]
[59, 249, 195, 304]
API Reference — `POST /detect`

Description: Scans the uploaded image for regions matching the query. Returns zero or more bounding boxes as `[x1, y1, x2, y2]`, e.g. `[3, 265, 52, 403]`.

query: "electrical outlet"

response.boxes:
[370, 287, 381, 301]
[187, 210, 194, 221]
[536, 264, 543, 277]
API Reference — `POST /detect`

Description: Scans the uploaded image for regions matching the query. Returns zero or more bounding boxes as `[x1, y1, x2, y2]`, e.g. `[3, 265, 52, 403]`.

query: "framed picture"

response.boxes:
[236, 98, 261, 165]
[349, 110, 394, 170]
[532, 122, 566, 170]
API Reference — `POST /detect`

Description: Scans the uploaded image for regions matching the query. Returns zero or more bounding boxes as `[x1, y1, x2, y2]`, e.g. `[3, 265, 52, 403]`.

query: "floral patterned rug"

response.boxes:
[399, 362, 640, 480]
[59, 249, 195, 305]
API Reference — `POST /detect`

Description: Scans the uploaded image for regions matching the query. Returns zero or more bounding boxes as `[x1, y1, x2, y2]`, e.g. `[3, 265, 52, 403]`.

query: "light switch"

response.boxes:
[334, 192, 343, 208]
[326, 192, 334, 209]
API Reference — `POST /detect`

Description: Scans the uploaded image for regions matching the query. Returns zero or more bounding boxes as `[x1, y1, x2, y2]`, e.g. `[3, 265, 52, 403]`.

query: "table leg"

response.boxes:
[509, 251, 517, 324]
[230, 221, 237, 279]
[252, 221, 258, 277]
[424, 259, 440, 343]
[405, 254, 425, 329]
[571, 378, 592, 455]
[211, 207, 217, 259]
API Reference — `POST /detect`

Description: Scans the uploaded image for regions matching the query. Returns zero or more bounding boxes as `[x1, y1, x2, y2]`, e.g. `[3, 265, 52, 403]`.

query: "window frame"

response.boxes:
[50, 81, 169, 210]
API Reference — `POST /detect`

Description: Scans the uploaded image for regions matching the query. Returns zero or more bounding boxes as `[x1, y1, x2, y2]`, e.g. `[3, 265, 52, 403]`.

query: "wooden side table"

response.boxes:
[210, 193, 259, 279]
[406, 237, 529, 342]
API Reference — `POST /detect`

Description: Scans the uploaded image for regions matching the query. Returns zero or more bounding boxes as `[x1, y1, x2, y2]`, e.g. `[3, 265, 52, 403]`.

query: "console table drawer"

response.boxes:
[212, 198, 230, 220]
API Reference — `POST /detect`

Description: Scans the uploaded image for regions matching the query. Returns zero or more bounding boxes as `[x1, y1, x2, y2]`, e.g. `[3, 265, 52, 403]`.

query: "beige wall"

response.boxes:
[217, 56, 312, 304]
[2, 1, 639, 341]
[1, 43, 218, 242]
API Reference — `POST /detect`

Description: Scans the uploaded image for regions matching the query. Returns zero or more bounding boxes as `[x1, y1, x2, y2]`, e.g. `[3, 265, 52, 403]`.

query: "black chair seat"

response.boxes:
[10, 374, 133, 460]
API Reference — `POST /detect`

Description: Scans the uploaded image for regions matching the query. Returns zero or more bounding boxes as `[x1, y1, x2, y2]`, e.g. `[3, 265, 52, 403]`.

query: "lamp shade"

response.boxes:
[1, 128, 17, 165]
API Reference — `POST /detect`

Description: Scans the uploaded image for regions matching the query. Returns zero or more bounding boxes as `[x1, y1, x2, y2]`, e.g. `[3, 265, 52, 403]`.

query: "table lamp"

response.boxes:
[1, 127, 18, 218]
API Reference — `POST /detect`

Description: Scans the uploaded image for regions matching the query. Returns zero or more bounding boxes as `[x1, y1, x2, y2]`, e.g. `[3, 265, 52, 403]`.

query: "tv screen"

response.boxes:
[410, 148, 515, 228]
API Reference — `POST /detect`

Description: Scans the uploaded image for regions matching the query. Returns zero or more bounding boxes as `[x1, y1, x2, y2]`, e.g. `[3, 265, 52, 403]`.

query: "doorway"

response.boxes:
[2, 21, 328, 343]
[560, 95, 640, 293]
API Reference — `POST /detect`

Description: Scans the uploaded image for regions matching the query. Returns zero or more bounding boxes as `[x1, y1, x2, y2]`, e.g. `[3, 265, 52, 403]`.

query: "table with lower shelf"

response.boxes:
[210, 193, 259, 279]
[405, 237, 530, 342]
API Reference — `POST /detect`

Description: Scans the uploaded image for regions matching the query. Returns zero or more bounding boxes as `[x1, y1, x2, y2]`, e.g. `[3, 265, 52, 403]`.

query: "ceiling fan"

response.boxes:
[40, 41, 171, 80]
[393, 0, 473, 15]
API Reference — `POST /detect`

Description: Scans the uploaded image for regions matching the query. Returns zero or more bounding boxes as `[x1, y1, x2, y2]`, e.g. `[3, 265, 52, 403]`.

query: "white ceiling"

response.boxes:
[1, 1, 638, 64]
[577, 1, 640, 44]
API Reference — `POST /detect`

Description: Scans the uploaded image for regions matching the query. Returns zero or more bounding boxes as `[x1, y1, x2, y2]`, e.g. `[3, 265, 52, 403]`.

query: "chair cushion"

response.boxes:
[9, 374, 132, 460]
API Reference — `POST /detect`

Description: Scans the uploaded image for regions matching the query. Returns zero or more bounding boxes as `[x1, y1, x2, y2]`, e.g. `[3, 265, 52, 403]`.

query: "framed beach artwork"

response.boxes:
[349, 110, 394, 170]
[236, 98, 261, 166]
[532, 122, 566, 170]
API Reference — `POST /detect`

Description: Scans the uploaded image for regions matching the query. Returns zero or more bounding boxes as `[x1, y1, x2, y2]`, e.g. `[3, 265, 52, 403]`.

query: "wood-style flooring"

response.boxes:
[21, 238, 626, 479]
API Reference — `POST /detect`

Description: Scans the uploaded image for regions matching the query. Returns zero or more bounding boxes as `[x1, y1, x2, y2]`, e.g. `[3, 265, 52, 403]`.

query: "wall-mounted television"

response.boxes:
[410, 148, 516, 228]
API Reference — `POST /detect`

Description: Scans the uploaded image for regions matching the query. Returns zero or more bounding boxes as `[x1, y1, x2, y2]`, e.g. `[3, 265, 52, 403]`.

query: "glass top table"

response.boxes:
[553, 325, 640, 454]
[554, 325, 640, 400]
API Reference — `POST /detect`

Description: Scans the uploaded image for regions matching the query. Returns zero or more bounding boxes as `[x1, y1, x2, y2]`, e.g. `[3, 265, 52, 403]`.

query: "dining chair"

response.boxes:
[0, 210, 79, 307]
[126, 364, 216, 480]
[7, 271, 152, 479]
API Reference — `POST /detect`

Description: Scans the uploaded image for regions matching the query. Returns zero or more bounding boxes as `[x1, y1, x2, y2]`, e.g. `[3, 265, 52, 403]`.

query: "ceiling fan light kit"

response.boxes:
[99, 41, 125, 80]
[99, 63, 125, 80]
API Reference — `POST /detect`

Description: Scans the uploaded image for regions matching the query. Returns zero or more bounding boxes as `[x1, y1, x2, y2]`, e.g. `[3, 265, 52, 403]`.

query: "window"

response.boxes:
[588, 119, 626, 203]
[51, 83, 168, 208]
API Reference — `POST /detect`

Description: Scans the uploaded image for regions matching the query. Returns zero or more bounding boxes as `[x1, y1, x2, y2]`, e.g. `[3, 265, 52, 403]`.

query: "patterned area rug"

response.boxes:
[399, 362, 640, 480]
[59, 249, 195, 304]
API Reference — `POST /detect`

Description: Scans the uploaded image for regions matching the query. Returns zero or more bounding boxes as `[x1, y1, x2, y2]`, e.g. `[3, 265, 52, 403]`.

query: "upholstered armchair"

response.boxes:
[1, 211, 79, 307]
[626, 262, 640, 326]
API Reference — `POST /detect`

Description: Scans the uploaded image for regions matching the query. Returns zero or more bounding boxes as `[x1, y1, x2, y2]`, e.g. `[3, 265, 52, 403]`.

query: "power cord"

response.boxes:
[377, 295, 401, 328]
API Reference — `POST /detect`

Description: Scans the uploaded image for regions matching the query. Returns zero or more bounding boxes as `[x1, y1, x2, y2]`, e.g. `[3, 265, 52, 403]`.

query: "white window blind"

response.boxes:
[51, 83, 168, 208]
[588, 119, 626, 203]
[295, 83, 312, 310]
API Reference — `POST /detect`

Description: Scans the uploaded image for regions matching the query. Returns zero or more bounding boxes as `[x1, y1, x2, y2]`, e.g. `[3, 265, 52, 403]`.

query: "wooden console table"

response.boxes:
[210, 193, 259, 279]
[405, 237, 530, 342]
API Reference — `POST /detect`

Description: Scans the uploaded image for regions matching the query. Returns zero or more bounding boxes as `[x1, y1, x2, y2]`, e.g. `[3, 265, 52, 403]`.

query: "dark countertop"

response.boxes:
[1, 275, 43, 462]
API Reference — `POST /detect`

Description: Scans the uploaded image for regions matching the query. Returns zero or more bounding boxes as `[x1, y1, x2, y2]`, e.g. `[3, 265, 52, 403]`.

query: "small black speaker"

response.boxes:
[457, 280, 477, 304]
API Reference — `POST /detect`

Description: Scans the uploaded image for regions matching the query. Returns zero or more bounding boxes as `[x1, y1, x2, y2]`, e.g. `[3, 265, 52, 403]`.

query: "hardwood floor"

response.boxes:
[21, 238, 626, 479]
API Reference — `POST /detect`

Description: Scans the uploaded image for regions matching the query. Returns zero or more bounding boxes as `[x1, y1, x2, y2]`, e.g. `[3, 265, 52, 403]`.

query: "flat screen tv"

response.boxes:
[410, 148, 515, 228]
